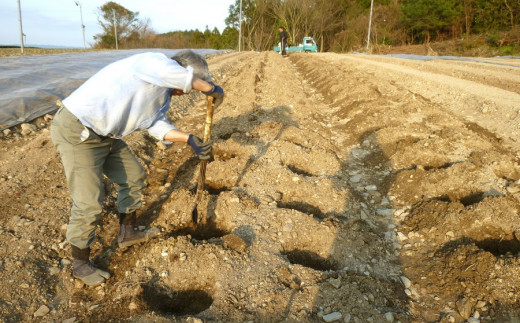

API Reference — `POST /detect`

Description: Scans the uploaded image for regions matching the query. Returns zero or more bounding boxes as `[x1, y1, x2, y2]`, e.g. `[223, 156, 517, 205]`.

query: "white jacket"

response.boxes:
[63, 52, 194, 140]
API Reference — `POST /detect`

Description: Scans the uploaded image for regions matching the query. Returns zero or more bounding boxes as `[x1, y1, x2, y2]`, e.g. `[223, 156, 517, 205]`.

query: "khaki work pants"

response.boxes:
[50, 107, 146, 249]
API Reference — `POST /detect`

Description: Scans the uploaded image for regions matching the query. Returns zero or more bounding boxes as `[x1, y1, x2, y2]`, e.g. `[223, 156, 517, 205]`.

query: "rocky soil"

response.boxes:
[1, 51, 520, 322]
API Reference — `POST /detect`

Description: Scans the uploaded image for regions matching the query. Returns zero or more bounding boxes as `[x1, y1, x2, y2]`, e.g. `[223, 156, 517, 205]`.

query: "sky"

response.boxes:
[0, 0, 236, 48]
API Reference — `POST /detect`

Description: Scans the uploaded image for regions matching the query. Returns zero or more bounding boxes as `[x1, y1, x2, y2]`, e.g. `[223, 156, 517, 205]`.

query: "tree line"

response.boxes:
[93, 1, 520, 53]
[92, 2, 237, 50]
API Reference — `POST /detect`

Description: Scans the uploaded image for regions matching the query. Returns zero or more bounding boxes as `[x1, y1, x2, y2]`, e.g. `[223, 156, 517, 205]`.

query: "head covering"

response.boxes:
[171, 50, 211, 82]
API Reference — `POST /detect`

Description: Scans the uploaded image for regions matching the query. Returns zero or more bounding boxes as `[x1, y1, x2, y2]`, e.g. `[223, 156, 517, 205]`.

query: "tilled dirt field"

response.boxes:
[1, 51, 520, 322]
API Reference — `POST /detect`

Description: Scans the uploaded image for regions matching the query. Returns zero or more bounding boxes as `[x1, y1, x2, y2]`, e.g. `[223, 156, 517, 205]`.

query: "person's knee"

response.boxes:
[132, 164, 147, 188]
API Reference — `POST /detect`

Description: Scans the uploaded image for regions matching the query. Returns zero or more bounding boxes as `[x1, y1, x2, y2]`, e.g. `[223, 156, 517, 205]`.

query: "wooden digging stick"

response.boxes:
[191, 96, 215, 224]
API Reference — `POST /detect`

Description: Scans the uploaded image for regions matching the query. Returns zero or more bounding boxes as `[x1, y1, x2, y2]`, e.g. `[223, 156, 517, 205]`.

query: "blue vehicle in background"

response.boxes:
[274, 37, 318, 53]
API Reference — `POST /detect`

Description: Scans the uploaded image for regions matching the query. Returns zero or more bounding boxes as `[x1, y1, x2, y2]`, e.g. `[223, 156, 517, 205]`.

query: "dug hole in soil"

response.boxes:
[1, 51, 520, 322]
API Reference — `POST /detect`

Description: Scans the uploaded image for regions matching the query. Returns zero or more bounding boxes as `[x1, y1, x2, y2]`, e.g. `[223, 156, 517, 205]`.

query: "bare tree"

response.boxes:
[310, 0, 344, 52]
[94, 1, 140, 48]
[272, 0, 314, 45]
[462, 0, 475, 35]
[503, 0, 515, 29]
[226, 0, 277, 50]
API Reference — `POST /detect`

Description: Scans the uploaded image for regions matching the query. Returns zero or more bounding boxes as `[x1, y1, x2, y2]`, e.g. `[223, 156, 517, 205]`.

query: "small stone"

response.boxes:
[376, 209, 393, 216]
[385, 312, 394, 322]
[350, 175, 362, 183]
[74, 280, 85, 289]
[61, 258, 72, 266]
[44, 114, 54, 121]
[456, 297, 475, 320]
[20, 283, 29, 289]
[400, 276, 412, 288]
[34, 305, 50, 317]
[385, 231, 395, 240]
[475, 300, 486, 309]
[397, 232, 408, 241]
[179, 253, 187, 261]
[329, 277, 341, 288]
[365, 185, 377, 191]
[49, 266, 60, 275]
[186, 317, 204, 323]
[128, 302, 137, 310]
[292, 177, 300, 182]
[21, 123, 37, 135]
[323, 312, 342, 322]
[394, 208, 406, 216]
[343, 313, 351, 323]
[3, 129, 12, 136]
[62, 317, 76, 323]
[467, 318, 480, 323]
[222, 234, 248, 253]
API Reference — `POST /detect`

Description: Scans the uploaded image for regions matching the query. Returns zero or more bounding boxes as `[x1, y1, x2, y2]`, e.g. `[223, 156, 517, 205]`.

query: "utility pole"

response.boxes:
[238, 0, 242, 52]
[112, 8, 118, 50]
[366, 0, 374, 51]
[75, 1, 86, 49]
[17, 0, 24, 54]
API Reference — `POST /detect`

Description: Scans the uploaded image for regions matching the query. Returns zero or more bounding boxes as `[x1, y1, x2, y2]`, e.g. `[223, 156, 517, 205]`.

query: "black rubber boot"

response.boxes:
[117, 212, 160, 248]
[71, 245, 110, 286]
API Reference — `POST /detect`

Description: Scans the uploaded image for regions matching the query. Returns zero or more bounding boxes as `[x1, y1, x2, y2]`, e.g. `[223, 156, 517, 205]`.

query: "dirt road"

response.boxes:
[1, 51, 520, 322]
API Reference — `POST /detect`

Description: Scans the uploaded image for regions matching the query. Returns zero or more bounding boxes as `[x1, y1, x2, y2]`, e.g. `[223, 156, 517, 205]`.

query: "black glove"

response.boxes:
[187, 134, 212, 160]
[202, 82, 224, 108]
